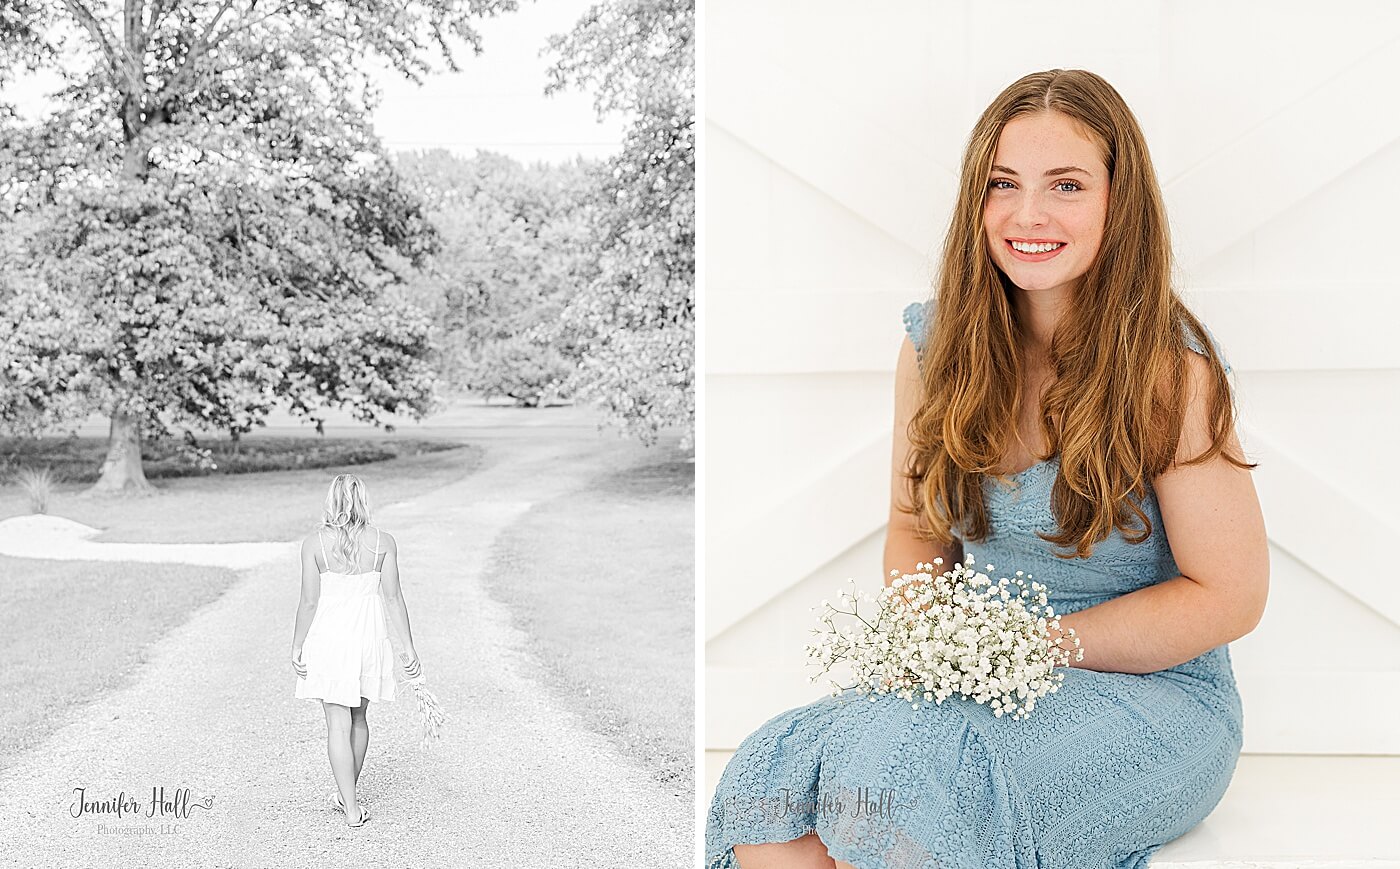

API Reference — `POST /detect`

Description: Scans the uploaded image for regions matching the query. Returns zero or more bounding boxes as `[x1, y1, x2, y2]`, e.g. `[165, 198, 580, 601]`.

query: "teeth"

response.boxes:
[1010, 241, 1063, 253]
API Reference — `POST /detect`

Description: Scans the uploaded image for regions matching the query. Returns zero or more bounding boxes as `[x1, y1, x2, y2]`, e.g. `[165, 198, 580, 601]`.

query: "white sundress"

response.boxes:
[295, 527, 397, 706]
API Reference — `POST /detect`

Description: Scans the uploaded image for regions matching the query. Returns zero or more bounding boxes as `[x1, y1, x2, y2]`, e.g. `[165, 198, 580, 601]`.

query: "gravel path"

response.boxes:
[0, 433, 692, 868]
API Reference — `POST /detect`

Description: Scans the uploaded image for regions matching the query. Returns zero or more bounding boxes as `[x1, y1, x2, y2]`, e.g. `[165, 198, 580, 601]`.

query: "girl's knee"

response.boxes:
[322, 701, 352, 733]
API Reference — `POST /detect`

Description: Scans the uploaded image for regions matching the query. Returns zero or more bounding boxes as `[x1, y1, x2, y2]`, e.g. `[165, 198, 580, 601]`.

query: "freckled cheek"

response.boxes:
[982, 207, 1013, 249]
[1070, 211, 1109, 253]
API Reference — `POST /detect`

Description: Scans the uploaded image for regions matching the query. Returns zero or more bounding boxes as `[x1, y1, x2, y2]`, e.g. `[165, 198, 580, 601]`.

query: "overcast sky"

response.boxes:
[367, 0, 626, 165]
[2, 1, 624, 167]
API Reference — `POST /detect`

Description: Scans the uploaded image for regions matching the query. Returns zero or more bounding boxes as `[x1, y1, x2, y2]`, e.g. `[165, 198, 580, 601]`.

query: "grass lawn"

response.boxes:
[0, 440, 484, 543]
[482, 447, 694, 791]
[0, 556, 241, 770]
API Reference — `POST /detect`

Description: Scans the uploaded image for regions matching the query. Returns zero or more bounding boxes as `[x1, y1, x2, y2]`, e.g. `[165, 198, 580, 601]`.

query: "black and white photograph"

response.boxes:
[0, 0, 694, 865]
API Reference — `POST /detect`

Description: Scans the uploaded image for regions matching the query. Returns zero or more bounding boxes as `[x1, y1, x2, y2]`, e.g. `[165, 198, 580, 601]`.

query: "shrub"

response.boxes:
[14, 465, 57, 514]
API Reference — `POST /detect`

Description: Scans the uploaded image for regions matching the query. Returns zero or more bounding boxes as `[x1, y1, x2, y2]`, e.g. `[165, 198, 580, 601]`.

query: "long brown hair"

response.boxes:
[905, 68, 1256, 560]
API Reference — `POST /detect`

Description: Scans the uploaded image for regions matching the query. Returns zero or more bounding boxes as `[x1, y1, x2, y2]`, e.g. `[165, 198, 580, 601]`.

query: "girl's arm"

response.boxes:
[1055, 352, 1270, 673]
[377, 532, 420, 675]
[291, 535, 322, 666]
[884, 335, 963, 582]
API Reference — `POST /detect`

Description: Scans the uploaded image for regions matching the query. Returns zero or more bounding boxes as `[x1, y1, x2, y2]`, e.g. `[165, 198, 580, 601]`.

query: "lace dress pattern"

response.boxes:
[704, 300, 1244, 869]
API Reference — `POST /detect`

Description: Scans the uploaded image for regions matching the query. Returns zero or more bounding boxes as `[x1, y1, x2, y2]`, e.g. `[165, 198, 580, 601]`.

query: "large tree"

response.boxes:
[544, 0, 695, 447]
[0, 0, 515, 492]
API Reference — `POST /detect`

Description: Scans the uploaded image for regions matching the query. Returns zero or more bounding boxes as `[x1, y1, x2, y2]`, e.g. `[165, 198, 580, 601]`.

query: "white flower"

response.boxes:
[805, 559, 1076, 721]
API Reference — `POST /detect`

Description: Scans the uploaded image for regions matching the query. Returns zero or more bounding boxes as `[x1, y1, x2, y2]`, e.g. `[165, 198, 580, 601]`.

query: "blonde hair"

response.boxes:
[320, 473, 379, 571]
[905, 68, 1256, 560]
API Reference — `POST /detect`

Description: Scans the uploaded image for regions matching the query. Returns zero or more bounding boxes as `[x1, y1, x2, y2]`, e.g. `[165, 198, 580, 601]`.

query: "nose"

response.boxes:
[1014, 187, 1049, 227]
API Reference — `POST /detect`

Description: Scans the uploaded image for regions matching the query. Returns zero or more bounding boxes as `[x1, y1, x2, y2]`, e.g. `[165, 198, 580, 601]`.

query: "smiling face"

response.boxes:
[983, 111, 1110, 304]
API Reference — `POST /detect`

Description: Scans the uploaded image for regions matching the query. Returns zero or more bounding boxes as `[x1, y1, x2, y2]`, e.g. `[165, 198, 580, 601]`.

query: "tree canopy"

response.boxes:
[395, 148, 600, 405]
[0, 0, 516, 490]
[545, 0, 695, 447]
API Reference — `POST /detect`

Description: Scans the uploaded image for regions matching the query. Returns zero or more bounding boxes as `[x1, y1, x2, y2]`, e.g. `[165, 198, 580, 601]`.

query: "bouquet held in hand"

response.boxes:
[399, 652, 447, 750]
[805, 554, 1083, 720]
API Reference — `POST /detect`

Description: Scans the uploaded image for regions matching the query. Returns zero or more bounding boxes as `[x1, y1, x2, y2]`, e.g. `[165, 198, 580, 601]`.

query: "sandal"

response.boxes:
[347, 804, 370, 828]
[330, 790, 368, 813]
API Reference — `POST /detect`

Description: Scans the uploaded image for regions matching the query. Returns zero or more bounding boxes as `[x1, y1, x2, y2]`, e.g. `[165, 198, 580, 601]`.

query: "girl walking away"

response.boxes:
[291, 473, 423, 828]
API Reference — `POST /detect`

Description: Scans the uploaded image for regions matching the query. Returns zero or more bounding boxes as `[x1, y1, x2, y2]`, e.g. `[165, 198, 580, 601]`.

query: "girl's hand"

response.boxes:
[291, 649, 307, 679]
[402, 653, 422, 680]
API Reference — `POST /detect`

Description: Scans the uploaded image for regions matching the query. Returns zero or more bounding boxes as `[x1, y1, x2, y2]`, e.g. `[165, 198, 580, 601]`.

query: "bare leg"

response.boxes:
[733, 833, 837, 869]
[321, 701, 360, 821]
[349, 698, 369, 783]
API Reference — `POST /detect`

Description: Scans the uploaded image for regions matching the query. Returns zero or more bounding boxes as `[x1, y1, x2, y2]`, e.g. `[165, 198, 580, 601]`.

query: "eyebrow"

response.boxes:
[991, 164, 1092, 178]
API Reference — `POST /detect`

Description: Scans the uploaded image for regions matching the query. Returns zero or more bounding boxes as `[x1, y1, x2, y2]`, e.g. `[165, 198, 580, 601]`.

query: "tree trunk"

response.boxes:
[91, 410, 153, 493]
[88, 4, 155, 497]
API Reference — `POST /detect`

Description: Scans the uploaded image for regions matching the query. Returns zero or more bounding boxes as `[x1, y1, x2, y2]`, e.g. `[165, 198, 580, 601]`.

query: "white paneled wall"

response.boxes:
[705, 0, 1400, 758]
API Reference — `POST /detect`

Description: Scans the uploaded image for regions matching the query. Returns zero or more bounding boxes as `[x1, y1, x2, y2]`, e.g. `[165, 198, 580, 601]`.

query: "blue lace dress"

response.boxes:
[705, 300, 1245, 869]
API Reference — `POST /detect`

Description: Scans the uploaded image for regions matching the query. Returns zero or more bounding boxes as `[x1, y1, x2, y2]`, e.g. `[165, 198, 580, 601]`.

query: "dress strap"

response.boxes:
[318, 530, 329, 573]
[1182, 318, 1233, 376]
[375, 526, 383, 571]
[903, 299, 934, 369]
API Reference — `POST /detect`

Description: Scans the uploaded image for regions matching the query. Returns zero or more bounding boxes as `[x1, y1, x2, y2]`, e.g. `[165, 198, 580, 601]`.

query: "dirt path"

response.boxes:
[0, 428, 692, 868]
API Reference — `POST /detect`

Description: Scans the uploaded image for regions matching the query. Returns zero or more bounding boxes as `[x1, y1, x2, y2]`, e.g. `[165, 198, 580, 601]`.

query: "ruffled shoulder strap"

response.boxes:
[902, 299, 934, 364]
[1181, 318, 1233, 376]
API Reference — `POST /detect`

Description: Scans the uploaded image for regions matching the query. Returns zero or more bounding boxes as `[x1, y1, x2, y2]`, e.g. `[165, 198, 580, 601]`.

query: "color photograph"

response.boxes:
[703, 2, 1400, 867]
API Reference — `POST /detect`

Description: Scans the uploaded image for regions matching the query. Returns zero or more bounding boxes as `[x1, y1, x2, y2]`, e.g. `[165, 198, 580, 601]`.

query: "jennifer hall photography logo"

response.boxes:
[70, 786, 215, 834]
[718, 787, 918, 826]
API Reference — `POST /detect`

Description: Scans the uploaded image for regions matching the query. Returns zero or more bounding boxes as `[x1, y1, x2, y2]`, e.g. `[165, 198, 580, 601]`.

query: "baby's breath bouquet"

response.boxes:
[399, 653, 447, 750]
[805, 554, 1083, 720]
[405, 677, 446, 749]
